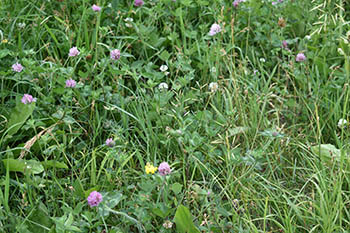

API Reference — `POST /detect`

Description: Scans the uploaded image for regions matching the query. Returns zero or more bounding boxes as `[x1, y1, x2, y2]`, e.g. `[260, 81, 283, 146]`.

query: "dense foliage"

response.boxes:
[1, 0, 350, 232]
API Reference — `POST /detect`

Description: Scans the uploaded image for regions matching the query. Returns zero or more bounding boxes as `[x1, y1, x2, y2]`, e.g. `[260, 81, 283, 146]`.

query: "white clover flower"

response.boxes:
[124, 17, 133, 28]
[163, 220, 173, 229]
[209, 82, 219, 92]
[124, 17, 133, 22]
[159, 82, 168, 90]
[338, 119, 347, 128]
[17, 23, 26, 29]
[160, 65, 168, 72]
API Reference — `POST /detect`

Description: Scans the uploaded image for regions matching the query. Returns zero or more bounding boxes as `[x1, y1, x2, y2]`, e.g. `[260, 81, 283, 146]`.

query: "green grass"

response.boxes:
[1, 0, 350, 232]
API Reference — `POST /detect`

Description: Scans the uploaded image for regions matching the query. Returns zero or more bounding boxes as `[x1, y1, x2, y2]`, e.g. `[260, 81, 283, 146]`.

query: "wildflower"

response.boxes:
[163, 220, 173, 229]
[21, 94, 36, 104]
[68, 47, 80, 57]
[105, 138, 115, 147]
[145, 162, 158, 174]
[272, 1, 277, 5]
[158, 162, 171, 176]
[259, 58, 266, 63]
[159, 82, 168, 90]
[296, 53, 306, 62]
[338, 119, 347, 128]
[65, 79, 77, 88]
[17, 23, 26, 29]
[209, 82, 219, 92]
[208, 23, 221, 36]
[305, 35, 311, 40]
[12, 63, 23, 72]
[91, 4, 101, 12]
[1, 39, 8, 44]
[134, 0, 144, 7]
[211, 67, 217, 73]
[124, 17, 133, 28]
[233, 0, 239, 7]
[110, 49, 121, 60]
[282, 40, 288, 49]
[233, 0, 245, 7]
[87, 191, 103, 207]
[160, 65, 168, 72]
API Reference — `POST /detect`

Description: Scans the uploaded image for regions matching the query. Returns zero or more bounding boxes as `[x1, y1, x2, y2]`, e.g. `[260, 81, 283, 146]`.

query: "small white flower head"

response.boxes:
[211, 67, 217, 73]
[305, 35, 311, 40]
[17, 23, 26, 29]
[124, 17, 133, 28]
[163, 220, 173, 229]
[208, 23, 221, 36]
[159, 82, 168, 90]
[338, 118, 347, 128]
[338, 48, 345, 55]
[160, 65, 168, 72]
[209, 82, 219, 92]
[259, 58, 266, 63]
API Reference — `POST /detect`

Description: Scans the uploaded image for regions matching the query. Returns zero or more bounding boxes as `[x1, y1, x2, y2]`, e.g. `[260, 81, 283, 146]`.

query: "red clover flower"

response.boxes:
[12, 63, 23, 72]
[158, 162, 171, 176]
[21, 94, 36, 104]
[87, 191, 103, 207]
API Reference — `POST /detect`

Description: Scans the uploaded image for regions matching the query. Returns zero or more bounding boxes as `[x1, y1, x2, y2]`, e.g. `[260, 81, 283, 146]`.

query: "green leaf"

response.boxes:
[28, 202, 53, 233]
[7, 101, 35, 136]
[151, 208, 167, 218]
[174, 205, 200, 233]
[311, 144, 342, 163]
[2, 159, 44, 174]
[41, 160, 68, 169]
[171, 183, 183, 195]
[159, 50, 170, 61]
[0, 49, 11, 59]
[105, 192, 123, 209]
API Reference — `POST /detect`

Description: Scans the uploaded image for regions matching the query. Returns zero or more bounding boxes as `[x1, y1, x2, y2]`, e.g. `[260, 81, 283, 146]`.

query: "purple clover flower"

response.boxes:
[208, 23, 221, 36]
[134, 0, 144, 7]
[110, 49, 121, 60]
[21, 94, 36, 104]
[69, 47, 80, 57]
[65, 79, 77, 88]
[282, 40, 288, 49]
[105, 138, 115, 147]
[12, 63, 23, 72]
[91, 4, 101, 12]
[158, 162, 171, 176]
[296, 53, 306, 62]
[87, 191, 103, 207]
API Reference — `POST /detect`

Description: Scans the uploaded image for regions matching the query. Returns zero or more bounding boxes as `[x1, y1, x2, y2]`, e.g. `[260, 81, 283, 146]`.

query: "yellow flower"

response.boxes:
[145, 162, 157, 174]
[1, 39, 8, 44]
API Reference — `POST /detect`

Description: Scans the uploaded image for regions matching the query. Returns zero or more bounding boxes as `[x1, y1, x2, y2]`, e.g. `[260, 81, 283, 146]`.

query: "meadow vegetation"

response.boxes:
[1, 0, 350, 232]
